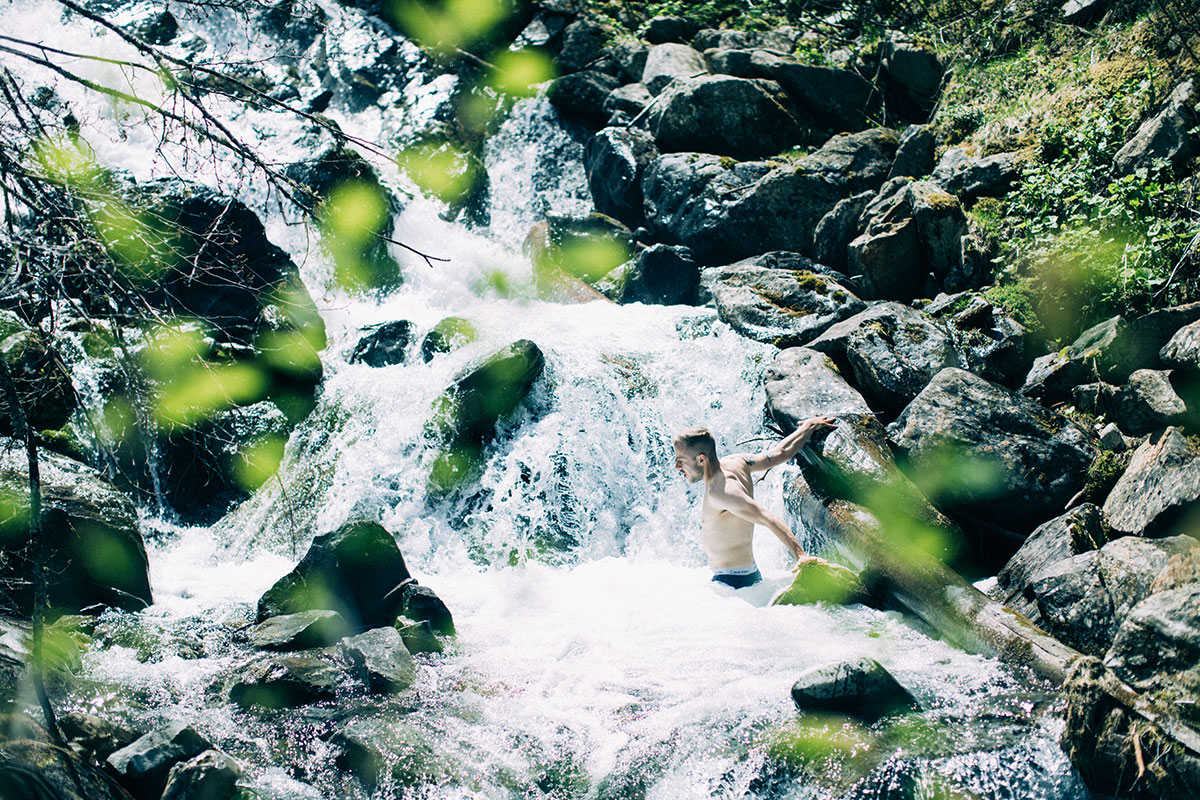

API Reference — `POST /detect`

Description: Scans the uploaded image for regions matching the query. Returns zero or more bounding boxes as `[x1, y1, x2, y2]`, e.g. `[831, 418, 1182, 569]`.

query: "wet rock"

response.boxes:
[395, 618, 443, 654]
[994, 504, 1107, 623]
[332, 717, 460, 792]
[771, 560, 867, 606]
[56, 712, 139, 764]
[643, 15, 700, 44]
[1103, 427, 1200, 538]
[341, 626, 416, 693]
[602, 82, 654, 120]
[812, 191, 874, 270]
[132, 9, 178, 44]
[647, 75, 805, 160]
[107, 721, 212, 800]
[705, 49, 878, 137]
[0, 327, 76, 433]
[642, 129, 897, 264]
[547, 70, 621, 127]
[848, 178, 967, 300]
[1030, 535, 1197, 656]
[790, 657, 917, 721]
[930, 149, 1020, 202]
[887, 124, 936, 181]
[420, 317, 477, 363]
[888, 368, 1096, 532]
[807, 302, 964, 417]
[764, 347, 873, 422]
[229, 654, 340, 709]
[0, 712, 47, 743]
[0, 447, 151, 616]
[927, 293, 1033, 387]
[0, 740, 131, 800]
[161, 750, 241, 800]
[257, 520, 411, 630]
[426, 340, 545, 495]
[879, 31, 943, 121]
[349, 320, 415, 367]
[584, 127, 659, 228]
[554, 19, 610, 74]
[527, 215, 631, 302]
[600, 244, 699, 306]
[514, 9, 570, 50]
[1106, 369, 1190, 435]
[399, 582, 455, 636]
[249, 610, 352, 651]
[641, 43, 707, 95]
[1114, 78, 1200, 176]
[702, 263, 865, 347]
[1062, 656, 1200, 799]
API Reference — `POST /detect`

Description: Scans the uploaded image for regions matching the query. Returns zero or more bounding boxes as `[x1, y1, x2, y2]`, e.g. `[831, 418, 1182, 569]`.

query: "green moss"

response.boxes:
[792, 270, 828, 294]
[1082, 448, 1132, 505]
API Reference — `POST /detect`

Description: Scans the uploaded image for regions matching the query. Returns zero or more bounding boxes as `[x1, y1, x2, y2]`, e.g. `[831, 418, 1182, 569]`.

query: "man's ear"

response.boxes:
[696, 453, 707, 468]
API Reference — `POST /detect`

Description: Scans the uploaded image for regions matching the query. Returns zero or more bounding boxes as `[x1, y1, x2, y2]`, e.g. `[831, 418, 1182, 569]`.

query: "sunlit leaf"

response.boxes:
[232, 434, 287, 491]
[322, 180, 388, 247]
[559, 235, 631, 284]
[390, 0, 511, 54]
[30, 136, 104, 189]
[154, 362, 268, 428]
[397, 141, 478, 205]
[0, 487, 30, 544]
[487, 49, 555, 97]
[140, 323, 210, 380]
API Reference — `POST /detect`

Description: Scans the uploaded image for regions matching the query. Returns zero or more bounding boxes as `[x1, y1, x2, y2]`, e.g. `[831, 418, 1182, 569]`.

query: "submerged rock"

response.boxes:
[341, 626, 416, 693]
[771, 560, 867, 606]
[249, 610, 352, 651]
[107, 721, 213, 800]
[420, 317, 477, 363]
[256, 520, 411, 631]
[790, 656, 917, 721]
[349, 320, 415, 367]
[57, 712, 140, 765]
[228, 654, 340, 709]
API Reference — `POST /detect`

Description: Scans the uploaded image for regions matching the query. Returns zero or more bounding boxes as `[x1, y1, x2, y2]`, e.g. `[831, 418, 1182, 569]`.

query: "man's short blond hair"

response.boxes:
[673, 427, 717, 460]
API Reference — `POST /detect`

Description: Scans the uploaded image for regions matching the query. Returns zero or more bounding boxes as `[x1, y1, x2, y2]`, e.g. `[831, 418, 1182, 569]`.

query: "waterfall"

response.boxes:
[1, 0, 1093, 797]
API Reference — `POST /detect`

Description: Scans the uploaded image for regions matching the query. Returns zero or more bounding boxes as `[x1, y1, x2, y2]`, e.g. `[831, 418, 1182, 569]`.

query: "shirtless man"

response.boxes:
[673, 417, 838, 588]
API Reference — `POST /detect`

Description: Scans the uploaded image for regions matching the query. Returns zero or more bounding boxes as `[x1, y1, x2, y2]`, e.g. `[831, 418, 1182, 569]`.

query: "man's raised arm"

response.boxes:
[741, 416, 838, 473]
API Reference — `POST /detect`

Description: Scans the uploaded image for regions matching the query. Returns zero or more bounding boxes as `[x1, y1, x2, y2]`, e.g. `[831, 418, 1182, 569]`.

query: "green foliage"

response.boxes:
[1082, 449, 1132, 506]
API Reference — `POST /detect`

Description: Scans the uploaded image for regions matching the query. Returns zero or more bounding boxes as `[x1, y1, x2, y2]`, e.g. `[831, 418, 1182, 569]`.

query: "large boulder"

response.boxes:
[1062, 656, 1200, 799]
[349, 320, 415, 368]
[1114, 78, 1200, 176]
[705, 48, 878, 137]
[994, 504, 1107, 623]
[926, 292, 1033, 387]
[1, 740, 132, 800]
[248, 610, 351, 651]
[887, 124, 936, 181]
[887, 368, 1097, 532]
[227, 653, 340, 709]
[602, 82, 654, 121]
[641, 42, 707, 94]
[584, 127, 659, 228]
[1021, 315, 1125, 403]
[547, 70, 621, 127]
[812, 191, 874, 270]
[647, 75, 805, 160]
[790, 657, 917, 721]
[879, 31, 943, 121]
[807, 302, 963, 417]
[930, 149, 1020, 202]
[642, 129, 898, 264]
[601, 245, 700, 306]
[426, 340, 545, 495]
[256, 520, 411, 630]
[554, 18, 610, 75]
[1162, 319, 1200, 374]
[0, 325, 76, 433]
[0, 447, 151, 616]
[643, 15, 700, 45]
[1105, 369, 1191, 435]
[341, 626, 416, 693]
[160, 750, 241, 800]
[1106, 585, 1200, 700]
[1102, 427, 1200, 538]
[1029, 535, 1198, 656]
[703, 262, 865, 347]
[847, 178, 968, 300]
[107, 721, 213, 800]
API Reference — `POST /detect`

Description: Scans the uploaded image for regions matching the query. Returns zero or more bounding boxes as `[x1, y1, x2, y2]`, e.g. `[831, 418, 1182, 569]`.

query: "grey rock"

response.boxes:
[349, 320, 414, 367]
[395, 618, 443, 655]
[420, 317, 476, 363]
[399, 582, 455, 636]
[0, 327, 75, 432]
[642, 129, 897, 264]
[514, 11, 568, 49]
[1161, 319, 1200, 373]
[880, 31, 943, 120]
[1103, 301, 1200, 382]
[1097, 422, 1127, 451]
[1063, 0, 1111, 26]
[790, 656, 917, 720]
[888, 368, 1096, 531]
[547, 70, 621, 127]
[601, 244, 699, 305]
[228, 653, 340, 709]
[705, 48, 878, 137]
[1021, 315, 1125, 403]
[602, 82, 653, 119]
[1103, 427, 1200, 538]
[249, 610, 351, 651]
[887, 124, 936, 180]
[257, 520, 411, 630]
[812, 191, 874, 270]
[554, 19, 610, 74]
[1107, 585, 1200, 690]
[643, 15, 700, 44]
[808, 302, 963, 416]
[1106, 368, 1190, 434]
[995, 504, 1106, 623]
[703, 263, 865, 347]
[1114, 78, 1200, 176]
[585, 127, 658, 228]
[0, 447, 151, 616]
[332, 718, 460, 791]
[763, 347, 873, 423]
[609, 41, 649, 84]
[161, 750, 242, 800]
[641, 42, 707, 95]
[107, 721, 212, 800]
[648, 75, 805, 160]
[927, 293, 1033, 386]
[692, 29, 753, 51]
[57, 712, 140, 765]
[342, 626, 416, 693]
[1, 740, 132, 800]
[930, 149, 1020, 201]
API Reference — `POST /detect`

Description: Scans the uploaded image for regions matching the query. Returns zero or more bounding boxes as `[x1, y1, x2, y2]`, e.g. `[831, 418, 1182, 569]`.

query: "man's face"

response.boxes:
[673, 442, 704, 483]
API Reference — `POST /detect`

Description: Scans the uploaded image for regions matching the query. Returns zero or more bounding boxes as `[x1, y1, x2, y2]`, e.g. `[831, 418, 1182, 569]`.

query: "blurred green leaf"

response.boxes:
[232, 434, 287, 492]
[154, 362, 267, 429]
[390, 0, 511, 54]
[398, 141, 479, 206]
[487, 49, 555, 97]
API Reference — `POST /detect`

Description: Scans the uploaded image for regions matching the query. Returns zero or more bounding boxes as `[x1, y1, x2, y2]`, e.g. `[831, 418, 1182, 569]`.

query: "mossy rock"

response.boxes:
[771, 560, 867, 606]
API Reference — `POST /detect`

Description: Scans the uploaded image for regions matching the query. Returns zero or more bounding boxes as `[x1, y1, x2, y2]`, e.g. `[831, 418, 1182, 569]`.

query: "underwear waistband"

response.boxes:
[712, 565, 759, 576]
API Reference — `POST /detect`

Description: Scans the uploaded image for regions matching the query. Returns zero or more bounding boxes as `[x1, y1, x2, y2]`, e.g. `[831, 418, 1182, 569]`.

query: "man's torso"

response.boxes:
[701, 457, 756, 569]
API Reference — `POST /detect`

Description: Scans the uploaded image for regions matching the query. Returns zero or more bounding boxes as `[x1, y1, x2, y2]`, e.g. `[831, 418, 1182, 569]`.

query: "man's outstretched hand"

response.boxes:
[790, 554, 828, 572]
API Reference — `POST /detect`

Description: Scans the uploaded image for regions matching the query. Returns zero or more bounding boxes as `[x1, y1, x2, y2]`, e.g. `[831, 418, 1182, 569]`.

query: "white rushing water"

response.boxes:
[2, 1, 1092, 797]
